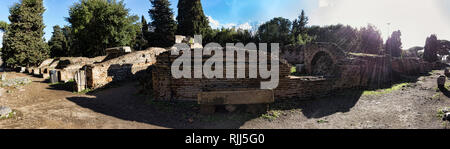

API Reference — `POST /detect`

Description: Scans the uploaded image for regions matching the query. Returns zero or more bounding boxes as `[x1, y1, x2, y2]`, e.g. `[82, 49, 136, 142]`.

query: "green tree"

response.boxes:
[358, 24, 383, 54]
[257, 17, 294, 46]
[1, 0, 49, 67]
[292, 10, 311, 44]
[148, 0, 177, 47]
[132, 16, 149, 50]
[204, 27, 255, 46]
[48, 25, 69, 58]
[423, 34, 439, 62]
[61, 25, 74, 56]
[307, 24, 359, 51]
[67, 0, 139, 57]
[385, 30, 402, 57]
[0, 21, 8, 32]
[176, 0, 211, 37]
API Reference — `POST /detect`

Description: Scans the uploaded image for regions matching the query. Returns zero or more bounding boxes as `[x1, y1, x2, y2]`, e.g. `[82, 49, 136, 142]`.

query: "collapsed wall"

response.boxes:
[85, 47, 166, 89]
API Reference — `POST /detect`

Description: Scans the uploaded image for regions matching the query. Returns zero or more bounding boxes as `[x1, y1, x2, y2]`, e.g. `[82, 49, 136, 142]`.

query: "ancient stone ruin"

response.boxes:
[16, 38, 445, 114]
[84, 47, 166, 89]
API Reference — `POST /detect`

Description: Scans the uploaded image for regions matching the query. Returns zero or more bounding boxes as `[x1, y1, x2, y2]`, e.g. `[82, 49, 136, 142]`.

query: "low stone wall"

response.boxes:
[274, 76, 335, 100]
[57, 56, 106, 82]
[335, 53, 393, 89]
[85, 47, 166, 89]
[391, 57, 431, 76]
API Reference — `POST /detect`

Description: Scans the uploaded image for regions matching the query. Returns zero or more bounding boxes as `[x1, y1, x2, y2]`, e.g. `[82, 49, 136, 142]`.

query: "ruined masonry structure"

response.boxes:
[151, 42, 439, 101]
[85, 47, 167, 89]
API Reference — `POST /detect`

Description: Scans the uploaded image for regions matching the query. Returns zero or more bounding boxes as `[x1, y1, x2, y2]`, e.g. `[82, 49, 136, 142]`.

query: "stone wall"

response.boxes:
[391, 57, 431, 76]
[280, 44, 304, 64]
[150, 42, 445, 102]
[336, 53, 393, 89]
[85, 47, 166, 89]
[57, 56, 106, 82]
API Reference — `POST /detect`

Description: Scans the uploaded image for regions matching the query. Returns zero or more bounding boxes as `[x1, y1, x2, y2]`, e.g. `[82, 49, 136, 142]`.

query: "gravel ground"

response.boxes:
[0, 71, 449, 129]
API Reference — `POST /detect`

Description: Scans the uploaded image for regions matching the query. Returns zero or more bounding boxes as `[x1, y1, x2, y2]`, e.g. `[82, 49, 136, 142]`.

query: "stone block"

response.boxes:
[74, 70, 87, 92]
[438, 76, 446, 87]
[198, 90, 274, 105]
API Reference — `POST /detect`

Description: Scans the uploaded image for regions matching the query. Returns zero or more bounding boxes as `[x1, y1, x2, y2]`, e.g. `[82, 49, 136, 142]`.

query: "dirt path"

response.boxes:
[0, 72, 166, 129]
[0, 71, 449, 129]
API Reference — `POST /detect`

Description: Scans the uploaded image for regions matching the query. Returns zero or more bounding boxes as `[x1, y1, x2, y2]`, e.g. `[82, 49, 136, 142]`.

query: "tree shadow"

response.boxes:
[272, 89, 364, 118]
[65, 82, 260, 129]
[438, 86, 450, 97]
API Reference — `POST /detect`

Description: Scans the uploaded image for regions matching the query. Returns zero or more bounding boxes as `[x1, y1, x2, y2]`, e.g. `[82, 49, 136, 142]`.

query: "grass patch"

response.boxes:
[261, 110, 282, 121]
[432, 93, 441, 100]
[0, 109, 19, 120]
[437, 107, 449, 119]
[291, 67, 296, 74]
[363, 83, 409, 96]
[74, 88, 91, 94]
[317, 119, 329, 124]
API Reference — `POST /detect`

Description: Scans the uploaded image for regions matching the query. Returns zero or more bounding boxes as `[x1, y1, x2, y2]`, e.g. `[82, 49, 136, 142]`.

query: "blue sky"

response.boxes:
[1, 0, 449, 49]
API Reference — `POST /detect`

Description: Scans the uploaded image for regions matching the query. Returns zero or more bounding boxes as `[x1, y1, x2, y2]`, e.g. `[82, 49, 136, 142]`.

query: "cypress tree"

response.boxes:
[292, 10, 309, 44]
[385, 30, 402, 57]
[48, 25, 69, 58]
[176, 0, 211, 37]
[135, 15, 149, 50]
[2, 0, 49, 67]
[424, 34, 439, 62]
[148, 0, 177, 47]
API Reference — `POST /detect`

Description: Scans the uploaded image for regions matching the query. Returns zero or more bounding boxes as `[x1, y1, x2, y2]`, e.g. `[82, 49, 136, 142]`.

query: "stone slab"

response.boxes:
[198, 90, 274, 105]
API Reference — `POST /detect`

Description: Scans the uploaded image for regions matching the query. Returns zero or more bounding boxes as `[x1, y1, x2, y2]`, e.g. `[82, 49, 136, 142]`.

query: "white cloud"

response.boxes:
[208, 16, 252, 30]
[207, 16, 220, 29]
[223, 23, 236, 28]
[319, 0, 330, 8]
[238, 22, 252, 30]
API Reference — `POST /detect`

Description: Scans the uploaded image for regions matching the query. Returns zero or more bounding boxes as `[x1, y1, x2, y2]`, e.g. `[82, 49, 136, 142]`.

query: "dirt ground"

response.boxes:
[0, 71, 449, 129]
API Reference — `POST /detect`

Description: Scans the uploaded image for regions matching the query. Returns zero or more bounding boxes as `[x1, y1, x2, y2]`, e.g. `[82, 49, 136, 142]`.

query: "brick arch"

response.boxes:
[304, 42, 346, 75]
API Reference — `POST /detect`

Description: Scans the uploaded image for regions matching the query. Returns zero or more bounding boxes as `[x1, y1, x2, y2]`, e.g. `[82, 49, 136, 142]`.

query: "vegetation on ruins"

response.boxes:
[147, 0, 178, 48]
[1, 0, 50, 67]
[67, 0, 139, 57]
[424, 34, 439, 62]
[48, 25, 70, 58]
[176, 0, 211, 37]
[385, 30, 403, 57]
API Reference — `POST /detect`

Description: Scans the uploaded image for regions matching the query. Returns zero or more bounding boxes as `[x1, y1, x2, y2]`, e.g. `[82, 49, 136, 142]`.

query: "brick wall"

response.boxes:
[151, 48, 337, 101]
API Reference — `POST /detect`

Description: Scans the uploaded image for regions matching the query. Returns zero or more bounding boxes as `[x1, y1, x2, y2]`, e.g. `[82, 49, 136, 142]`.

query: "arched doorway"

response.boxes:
[310, 51, 335, 77]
